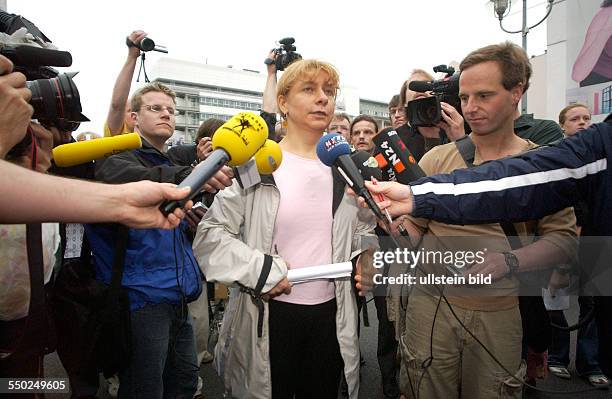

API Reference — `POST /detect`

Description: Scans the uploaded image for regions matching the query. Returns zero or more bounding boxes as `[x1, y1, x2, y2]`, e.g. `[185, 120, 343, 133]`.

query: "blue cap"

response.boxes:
[316, 133, 351, 166]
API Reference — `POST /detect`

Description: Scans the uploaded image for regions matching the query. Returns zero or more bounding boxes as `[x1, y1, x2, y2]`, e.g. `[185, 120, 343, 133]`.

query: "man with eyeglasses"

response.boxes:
[85, 82, 233, 398]
[328, 112, 351, 141]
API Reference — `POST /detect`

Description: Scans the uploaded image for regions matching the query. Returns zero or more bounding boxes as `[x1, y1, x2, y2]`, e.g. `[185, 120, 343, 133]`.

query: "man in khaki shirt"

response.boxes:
[396, 42, 577, 399]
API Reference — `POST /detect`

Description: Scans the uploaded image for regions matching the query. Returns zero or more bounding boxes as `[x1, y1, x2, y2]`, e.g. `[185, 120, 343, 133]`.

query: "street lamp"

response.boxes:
[491, 0, 555, 114]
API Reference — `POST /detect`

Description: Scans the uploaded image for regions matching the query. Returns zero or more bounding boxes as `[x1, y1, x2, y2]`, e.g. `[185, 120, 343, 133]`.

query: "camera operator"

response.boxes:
[104, 30, 145, 137]
[399, 69, 466, 156]
[0, 55, 33, 158]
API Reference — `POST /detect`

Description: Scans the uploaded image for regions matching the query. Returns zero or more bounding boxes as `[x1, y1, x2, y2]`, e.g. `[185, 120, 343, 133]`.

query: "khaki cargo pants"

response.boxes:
[399, 294, 526, 399]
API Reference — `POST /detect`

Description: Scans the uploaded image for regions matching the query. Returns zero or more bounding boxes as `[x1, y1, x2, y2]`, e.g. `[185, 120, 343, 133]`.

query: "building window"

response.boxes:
[603, 85, 612, 114]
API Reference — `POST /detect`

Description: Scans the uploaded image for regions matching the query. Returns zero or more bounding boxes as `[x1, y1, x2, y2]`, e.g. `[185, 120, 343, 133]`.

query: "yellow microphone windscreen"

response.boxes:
[53, 133, 142, 167]
[254, 139, 282, 174]
[212, 112, 268, 166]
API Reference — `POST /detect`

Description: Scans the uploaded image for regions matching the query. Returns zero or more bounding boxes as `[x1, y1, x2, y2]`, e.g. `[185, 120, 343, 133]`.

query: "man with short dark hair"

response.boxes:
[394, 42, 576, 399]
[388, 94, 404, 129]
[350, 115, 378, 153]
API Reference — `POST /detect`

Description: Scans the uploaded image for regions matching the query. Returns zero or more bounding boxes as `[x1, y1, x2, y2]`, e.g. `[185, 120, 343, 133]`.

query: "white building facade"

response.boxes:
[149, 58, 390, 144]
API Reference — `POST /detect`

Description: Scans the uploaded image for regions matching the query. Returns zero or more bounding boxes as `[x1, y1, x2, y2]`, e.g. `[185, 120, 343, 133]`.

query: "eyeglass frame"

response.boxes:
[140, 104, 179, 116]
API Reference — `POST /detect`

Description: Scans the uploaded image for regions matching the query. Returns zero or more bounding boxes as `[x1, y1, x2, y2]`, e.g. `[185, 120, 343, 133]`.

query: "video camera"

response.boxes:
[273, 37, 301, 72]
[0, 11, 88, 157]
[405, 65, 460, 127]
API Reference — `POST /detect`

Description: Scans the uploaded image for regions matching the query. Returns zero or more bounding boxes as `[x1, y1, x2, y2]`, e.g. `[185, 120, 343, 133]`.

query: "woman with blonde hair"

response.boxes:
[193, 59, 375, 399]
[558, 103, 592, 136]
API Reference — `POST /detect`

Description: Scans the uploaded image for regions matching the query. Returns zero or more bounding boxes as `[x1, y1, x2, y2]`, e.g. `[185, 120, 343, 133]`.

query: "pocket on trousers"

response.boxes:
[497, 360, 526, 399]
[399, 333, 422, 397]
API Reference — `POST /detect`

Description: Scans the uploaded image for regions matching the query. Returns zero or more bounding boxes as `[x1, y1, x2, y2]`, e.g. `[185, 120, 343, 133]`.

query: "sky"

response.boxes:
[7, 0, 550, 136]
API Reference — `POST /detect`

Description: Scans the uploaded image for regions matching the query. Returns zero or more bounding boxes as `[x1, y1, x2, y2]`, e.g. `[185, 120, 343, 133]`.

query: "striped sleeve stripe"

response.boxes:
[411, 158, 607, 196]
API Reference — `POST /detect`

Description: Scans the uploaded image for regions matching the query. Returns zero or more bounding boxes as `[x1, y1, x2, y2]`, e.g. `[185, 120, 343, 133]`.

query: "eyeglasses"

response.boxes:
[141, 104, 178, 116]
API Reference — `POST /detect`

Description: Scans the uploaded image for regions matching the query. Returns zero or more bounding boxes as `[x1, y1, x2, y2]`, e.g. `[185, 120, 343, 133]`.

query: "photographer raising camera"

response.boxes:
[400, 69, 466, 144]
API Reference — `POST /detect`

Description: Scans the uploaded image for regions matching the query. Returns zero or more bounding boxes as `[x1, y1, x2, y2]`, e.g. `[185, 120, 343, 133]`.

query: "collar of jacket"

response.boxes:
[259, 168, 346, 217]
[139, 136, 168, 155]
[514, 113, 536, 130]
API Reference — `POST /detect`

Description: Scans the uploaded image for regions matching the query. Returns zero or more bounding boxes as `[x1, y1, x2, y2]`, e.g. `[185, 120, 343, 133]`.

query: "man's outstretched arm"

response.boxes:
[0, 159, 192, 229]
[359, 122, 610, 225]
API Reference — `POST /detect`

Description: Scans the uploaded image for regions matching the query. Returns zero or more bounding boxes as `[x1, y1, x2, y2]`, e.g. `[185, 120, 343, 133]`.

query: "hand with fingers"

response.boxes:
[200, 165, 234, 193]
[185, 204, 207, 232]
[0, 55, 33, 158]
[127, 30, 147, 59]
[117, 182, 193, 229]
[347, 180, 414, 219]
[355, 248, 376, 296]
[264, 275, 292, 300]
[465, 251, 508, 283]
[196, 136, 213, 161]
[436, 102, 465, 141]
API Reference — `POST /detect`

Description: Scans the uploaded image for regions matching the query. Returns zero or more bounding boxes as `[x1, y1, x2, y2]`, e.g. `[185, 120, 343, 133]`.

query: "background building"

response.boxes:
[149, 58, 389, 144]
[528, 0, 610, 123]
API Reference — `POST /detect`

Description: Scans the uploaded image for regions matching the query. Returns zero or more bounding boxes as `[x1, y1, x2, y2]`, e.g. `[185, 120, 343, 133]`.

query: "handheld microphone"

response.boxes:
[351, 150, 411, 237]
[350, 150, 382, 181]
[160, 112, 268, 215]
[254, 139, 282, 174]
[316, 133, 386, 222]
[372, 129, 425, 184]
[0, 45, 72, 68]
[52, 133, 142, 167]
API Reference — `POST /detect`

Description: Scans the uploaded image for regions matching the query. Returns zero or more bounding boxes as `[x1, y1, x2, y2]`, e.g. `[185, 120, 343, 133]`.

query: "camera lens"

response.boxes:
[27, 72, 89, 131]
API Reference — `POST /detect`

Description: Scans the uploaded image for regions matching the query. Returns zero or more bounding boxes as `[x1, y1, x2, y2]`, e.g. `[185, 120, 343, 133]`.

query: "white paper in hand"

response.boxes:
[287, 262, 353, 284]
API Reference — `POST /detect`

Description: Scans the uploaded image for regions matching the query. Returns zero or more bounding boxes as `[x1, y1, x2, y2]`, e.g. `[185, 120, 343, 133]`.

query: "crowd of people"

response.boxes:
[0, 18, 611, 399]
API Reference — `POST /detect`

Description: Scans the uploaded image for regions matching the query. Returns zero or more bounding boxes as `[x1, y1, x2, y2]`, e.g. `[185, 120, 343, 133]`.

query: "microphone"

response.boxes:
[351, 150, 410, 237]
[0, 45, 72, 68]
[254, 139, 282, 174]
[372, 129, 425, 184]
[316, 133, 386, 222]
[52, 133, 142, 167]
[408, 80, 433, 92]
[350, 150, 382, 181]
[160, 112, 268, 215]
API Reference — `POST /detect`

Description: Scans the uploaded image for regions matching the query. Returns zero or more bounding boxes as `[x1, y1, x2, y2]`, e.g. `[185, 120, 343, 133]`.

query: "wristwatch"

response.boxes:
[502, 251, 519, 275]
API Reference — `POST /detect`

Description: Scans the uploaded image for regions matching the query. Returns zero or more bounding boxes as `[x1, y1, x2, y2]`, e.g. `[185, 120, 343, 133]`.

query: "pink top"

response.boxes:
[272, 150, 335, 305]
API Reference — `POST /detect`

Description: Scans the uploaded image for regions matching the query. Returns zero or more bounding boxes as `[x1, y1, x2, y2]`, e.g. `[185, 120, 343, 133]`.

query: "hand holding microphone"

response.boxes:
[350, 150, 409, 237]
[372, 129, 425, 184]
[160, 112, 268, 215]
[316, 133, 387, 222]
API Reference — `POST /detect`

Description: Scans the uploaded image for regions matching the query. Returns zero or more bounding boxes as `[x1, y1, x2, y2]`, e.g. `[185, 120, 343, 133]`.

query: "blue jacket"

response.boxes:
[410, 122, 611, 235]
[85, 140, 202, 310]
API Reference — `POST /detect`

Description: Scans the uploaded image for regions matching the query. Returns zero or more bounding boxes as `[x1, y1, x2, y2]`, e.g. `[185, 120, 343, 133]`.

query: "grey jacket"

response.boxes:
[193, 173, 377, 399]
